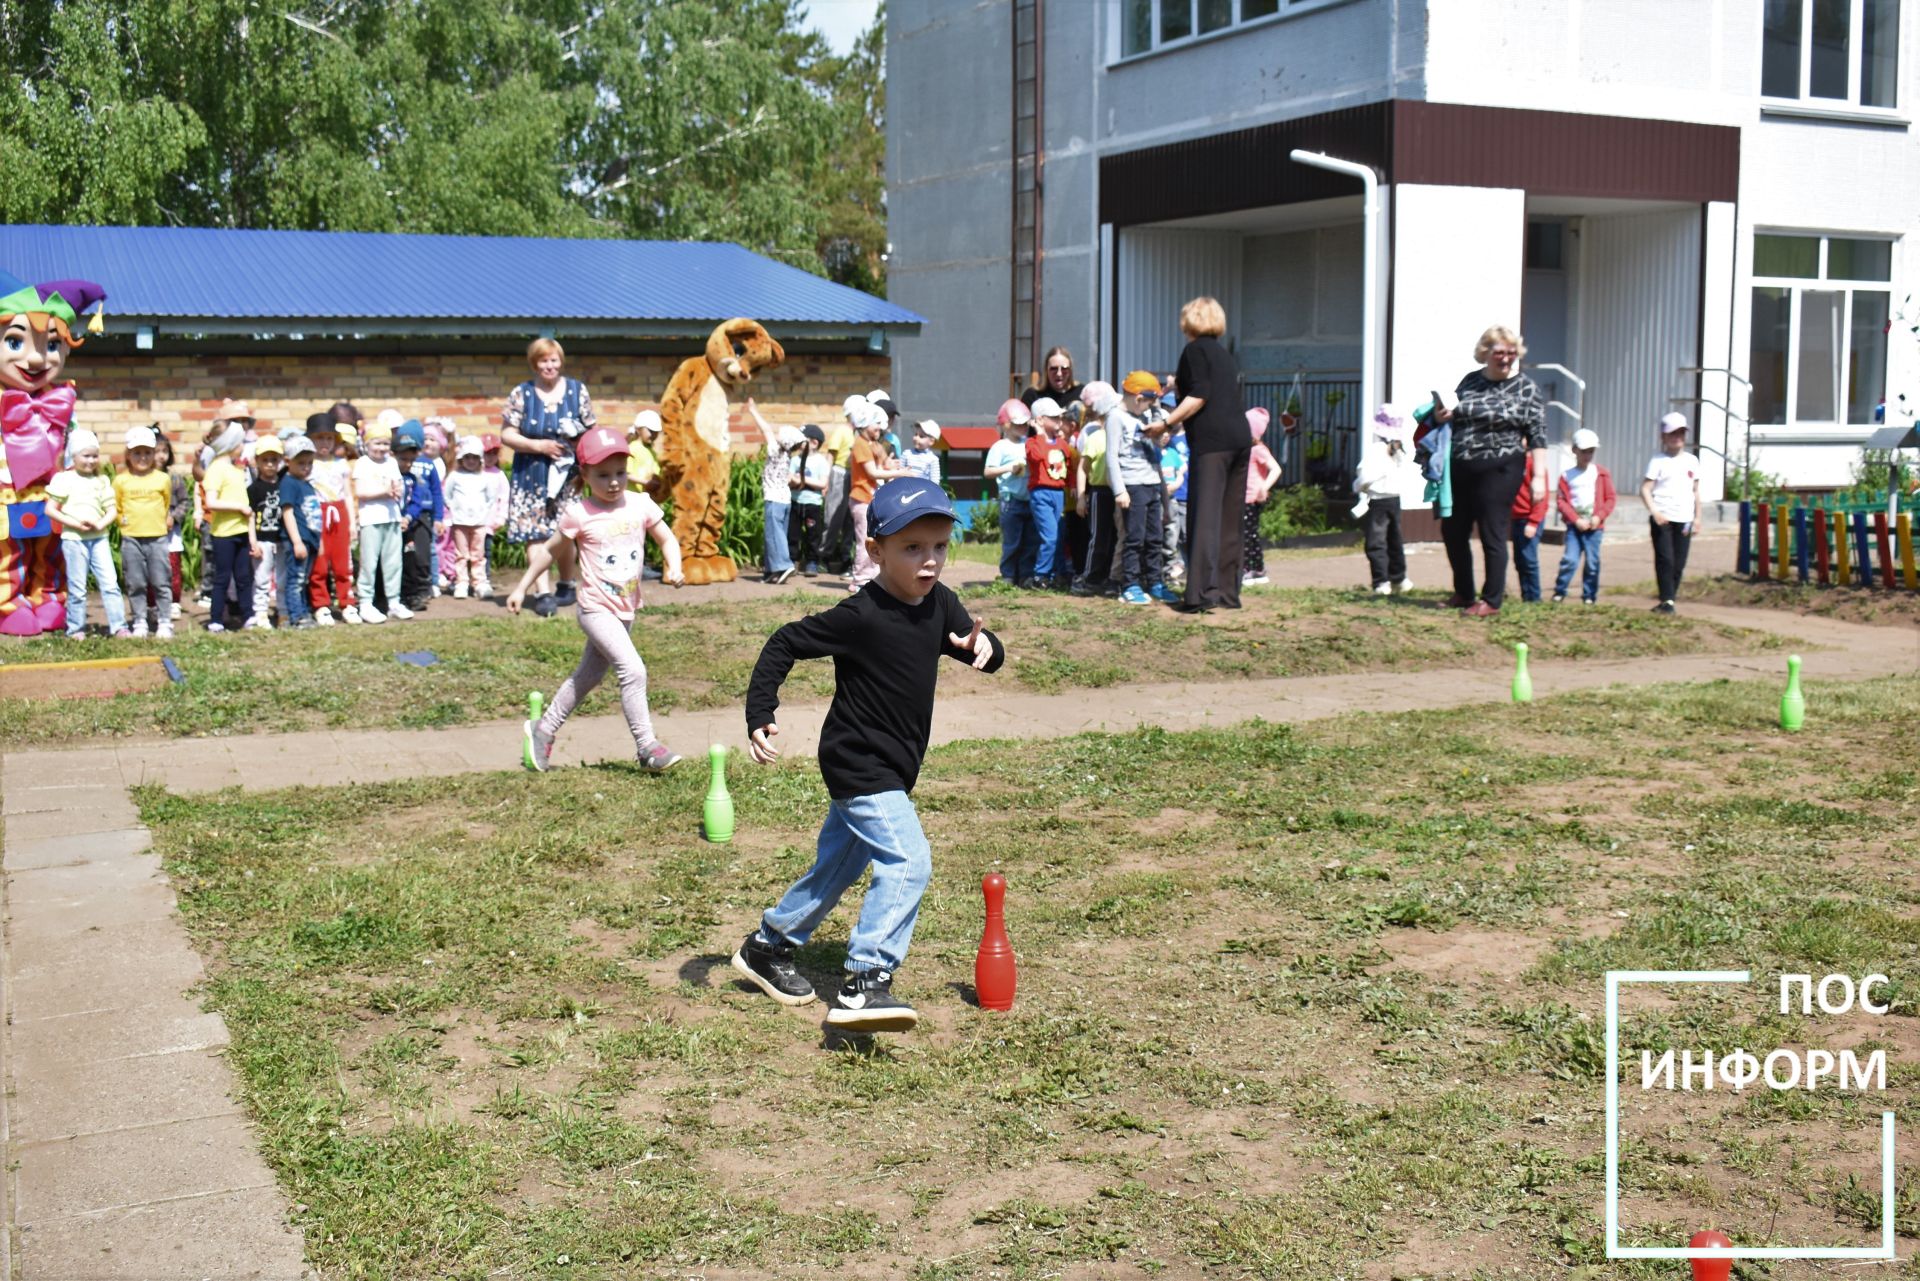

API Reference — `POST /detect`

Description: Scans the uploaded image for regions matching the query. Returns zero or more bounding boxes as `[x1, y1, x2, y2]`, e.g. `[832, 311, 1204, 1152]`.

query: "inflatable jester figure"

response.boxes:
[0, 272, 106, 636]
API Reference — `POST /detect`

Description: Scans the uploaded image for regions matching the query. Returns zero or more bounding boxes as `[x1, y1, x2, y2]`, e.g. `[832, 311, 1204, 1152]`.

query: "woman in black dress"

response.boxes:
[1436, 325, 1547, 616]
[1157, 298, 1248, 613]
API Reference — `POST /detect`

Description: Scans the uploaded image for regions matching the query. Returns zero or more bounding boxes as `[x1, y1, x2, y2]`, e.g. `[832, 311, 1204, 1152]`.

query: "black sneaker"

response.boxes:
[553, 580, 578, 609]
[730, 932, 816, 1006]
[531, 593, 558, 618]
[825, 968, 919, 1033]
[1652, 600, 1677, 615]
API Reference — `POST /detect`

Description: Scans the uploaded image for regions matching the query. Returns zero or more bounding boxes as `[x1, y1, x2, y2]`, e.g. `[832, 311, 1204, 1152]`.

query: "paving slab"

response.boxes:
[11, 1047, 242, 1143]
[10, 1002, 228, 1073]
[9, 917, 205, 1023]
[3, 826, 152, 873]
[13, 1185, 306, 1280]
[2, 750, 123, 792]
[6, 873, 176, 948]
[4, 804, 144, 844]
[13, 1112, 278, 1223]
[0, 782, 137, 819]
[7, 852, 165, 908]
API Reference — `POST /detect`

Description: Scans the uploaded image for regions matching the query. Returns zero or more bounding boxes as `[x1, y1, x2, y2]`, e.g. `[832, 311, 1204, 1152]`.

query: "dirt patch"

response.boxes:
[1670, 574, 1920, 629]
[0, 656, 172, 700]
[567, 917, 631, 961]
[1364, 1224, 1542, 1279]
[1378, 925, 1549, 989]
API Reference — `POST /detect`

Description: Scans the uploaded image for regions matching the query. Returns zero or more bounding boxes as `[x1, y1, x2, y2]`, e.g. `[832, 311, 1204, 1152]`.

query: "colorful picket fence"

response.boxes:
[1738, 497, 1919, 589]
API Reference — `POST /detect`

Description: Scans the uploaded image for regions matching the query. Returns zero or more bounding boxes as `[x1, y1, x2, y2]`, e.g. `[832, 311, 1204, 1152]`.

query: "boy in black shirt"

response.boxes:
[733, 476, 1005, 1032]
[247, 437, 286, 630]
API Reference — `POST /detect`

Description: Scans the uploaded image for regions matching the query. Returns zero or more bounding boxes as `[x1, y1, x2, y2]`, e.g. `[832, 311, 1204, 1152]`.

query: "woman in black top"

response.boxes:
[1436, 325, 1548, 615]
[1021, 346, 1084, 413]
[1159, 297, 1248, 612]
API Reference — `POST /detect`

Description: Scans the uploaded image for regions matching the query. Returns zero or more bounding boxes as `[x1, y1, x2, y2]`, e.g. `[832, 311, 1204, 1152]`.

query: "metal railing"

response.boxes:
[1242, 377, 1364, 490]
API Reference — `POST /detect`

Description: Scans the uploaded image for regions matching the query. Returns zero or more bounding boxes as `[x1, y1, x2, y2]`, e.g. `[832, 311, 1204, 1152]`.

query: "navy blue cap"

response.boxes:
[868, 476, 956, 536]
[394, 419, 425, 450]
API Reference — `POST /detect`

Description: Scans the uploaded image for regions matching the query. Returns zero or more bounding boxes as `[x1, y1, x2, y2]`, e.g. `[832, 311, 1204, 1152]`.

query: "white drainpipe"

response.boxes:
[1289, 150, 1379, 411]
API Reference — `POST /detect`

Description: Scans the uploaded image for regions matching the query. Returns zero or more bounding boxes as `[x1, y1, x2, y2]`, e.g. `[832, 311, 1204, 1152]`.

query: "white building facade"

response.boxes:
[887, 0, 1917, 499]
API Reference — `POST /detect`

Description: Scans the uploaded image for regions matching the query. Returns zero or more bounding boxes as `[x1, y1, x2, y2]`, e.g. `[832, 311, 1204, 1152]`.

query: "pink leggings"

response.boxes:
[538, 609, 655, 752]
[450, 525, 487, 587]
[849, 501, 876, 587]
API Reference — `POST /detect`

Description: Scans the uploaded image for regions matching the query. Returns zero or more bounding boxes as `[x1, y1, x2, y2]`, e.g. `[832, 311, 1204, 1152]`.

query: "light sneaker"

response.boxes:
[1120, 584, 1151, 605]
[1242, 574, 1270, 587]
[388, 602, 414, 621]
[638, 741, 683, 773]
[130, 620, 149, 638]
[169, 602, 182, 620]
[155, 623, 174, 640]
[360, 606, 387, 624]
[431, 584, 442, 598]
[475, 580, 494, 599]
[730, 932, 816, 1006]
[342, 605, 362, 625]
[1395, 578, 1414, 594]
[825, 969, 919, 1033]
[523, 719, 553, 772]
[452, 583, 470, 599]
[1373, 582, 1393, 595]
[205, 621, 226, 634]
[315, 608, 336, 626]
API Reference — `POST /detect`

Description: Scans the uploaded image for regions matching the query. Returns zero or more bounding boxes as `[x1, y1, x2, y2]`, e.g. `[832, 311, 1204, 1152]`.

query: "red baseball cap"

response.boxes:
[575, 426, 630, 466]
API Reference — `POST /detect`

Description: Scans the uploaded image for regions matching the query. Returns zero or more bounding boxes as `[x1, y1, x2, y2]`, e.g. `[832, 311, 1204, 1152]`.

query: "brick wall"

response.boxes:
[67, 349, 892, 455]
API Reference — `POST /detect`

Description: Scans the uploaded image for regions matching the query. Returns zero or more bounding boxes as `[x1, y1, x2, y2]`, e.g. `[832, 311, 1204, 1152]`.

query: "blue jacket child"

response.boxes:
[393, 419, 446, 611]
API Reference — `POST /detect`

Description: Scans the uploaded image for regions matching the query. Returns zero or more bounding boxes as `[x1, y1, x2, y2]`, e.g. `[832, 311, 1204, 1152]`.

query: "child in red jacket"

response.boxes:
[1552, 427, 1615, 603]
[1509, 447, 1554, 602]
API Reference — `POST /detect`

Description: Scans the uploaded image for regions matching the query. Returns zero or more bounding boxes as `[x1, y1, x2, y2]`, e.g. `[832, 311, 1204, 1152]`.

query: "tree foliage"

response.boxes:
[0, 0, 888, 289]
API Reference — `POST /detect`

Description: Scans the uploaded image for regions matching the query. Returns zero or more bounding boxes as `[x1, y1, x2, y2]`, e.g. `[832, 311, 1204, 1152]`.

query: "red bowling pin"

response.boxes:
[1688, 1230, 1732, 1281]
[975, 873, 1016, 1010]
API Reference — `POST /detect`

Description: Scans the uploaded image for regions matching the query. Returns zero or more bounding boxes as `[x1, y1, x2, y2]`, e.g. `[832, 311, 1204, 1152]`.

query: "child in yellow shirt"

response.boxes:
[114, 425, 176, 638]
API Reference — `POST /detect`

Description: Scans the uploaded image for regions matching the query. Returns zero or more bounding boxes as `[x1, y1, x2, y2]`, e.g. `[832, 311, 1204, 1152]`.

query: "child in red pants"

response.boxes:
[304, 409, 359, 624]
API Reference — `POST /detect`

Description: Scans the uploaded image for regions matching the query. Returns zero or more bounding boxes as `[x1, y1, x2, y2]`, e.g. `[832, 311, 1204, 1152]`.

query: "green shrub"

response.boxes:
[1258, 484, 1339, 543]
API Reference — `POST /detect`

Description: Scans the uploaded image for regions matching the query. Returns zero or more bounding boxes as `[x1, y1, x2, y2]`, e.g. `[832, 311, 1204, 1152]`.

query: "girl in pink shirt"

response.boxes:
[1242, 408, 1283, 586]
[509, 426, 685, 773]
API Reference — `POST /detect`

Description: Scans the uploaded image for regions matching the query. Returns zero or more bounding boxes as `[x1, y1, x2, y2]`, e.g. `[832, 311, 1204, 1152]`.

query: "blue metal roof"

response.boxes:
[0, 225, 922, 334]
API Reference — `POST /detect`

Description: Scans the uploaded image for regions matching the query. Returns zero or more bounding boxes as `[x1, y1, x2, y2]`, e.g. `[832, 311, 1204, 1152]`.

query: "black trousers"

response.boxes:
[1650, 518, 1693, 602]
[1083, 489, 1117, 584]
[791, 502, 823, 567]
[1062, 507, 1090, 582]
[1441, 454, 1525, 607]
[402, 518, 434, 608]
[1184, 447, 1250, 609]
[1120, 483, 1165, 588]
[1364, 495, 1406, 586]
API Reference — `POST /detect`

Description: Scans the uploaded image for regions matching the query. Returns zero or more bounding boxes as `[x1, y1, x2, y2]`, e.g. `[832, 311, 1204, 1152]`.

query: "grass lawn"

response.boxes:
[140, 675, 1920, 1278]
[1, 586, 1781, 745]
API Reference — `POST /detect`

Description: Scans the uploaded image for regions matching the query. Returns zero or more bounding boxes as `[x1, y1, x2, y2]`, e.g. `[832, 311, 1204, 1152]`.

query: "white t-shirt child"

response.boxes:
[1643, 451, 1701, 525]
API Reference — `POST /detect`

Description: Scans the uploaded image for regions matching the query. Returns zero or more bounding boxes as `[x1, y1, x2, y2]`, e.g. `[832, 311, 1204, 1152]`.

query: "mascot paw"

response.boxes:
[705, 555, 737, 583]
[682, 559, 714, 587]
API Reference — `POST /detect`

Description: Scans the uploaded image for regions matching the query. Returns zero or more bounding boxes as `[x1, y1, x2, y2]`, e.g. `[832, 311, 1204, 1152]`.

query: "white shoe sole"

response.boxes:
[825, 1003, 919, 1033]
[730, 950, 817, 1007]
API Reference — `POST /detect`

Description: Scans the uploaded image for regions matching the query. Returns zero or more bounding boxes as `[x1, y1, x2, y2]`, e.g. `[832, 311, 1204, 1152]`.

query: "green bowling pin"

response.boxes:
[1780, 654, 1805, 732]
[1511, 642, 1533, 703]
[702, 743, 735, 843]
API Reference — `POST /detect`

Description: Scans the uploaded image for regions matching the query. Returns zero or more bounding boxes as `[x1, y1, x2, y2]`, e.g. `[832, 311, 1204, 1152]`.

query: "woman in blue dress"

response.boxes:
[500, 337, 597, 615]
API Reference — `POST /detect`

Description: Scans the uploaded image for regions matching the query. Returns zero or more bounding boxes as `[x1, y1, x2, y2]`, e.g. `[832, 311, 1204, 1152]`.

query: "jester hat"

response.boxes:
[0, 270, 107, 341]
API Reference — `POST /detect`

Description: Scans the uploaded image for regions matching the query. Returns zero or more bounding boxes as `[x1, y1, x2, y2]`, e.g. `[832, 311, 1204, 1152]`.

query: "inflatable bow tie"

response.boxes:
[1, 386, 77, 489]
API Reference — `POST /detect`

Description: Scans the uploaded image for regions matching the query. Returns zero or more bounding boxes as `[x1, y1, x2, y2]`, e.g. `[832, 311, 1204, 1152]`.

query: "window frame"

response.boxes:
[1748, 231, 1898, 435]
[1759, 0, 1906, 122]
[1111, 0, 1360, 65]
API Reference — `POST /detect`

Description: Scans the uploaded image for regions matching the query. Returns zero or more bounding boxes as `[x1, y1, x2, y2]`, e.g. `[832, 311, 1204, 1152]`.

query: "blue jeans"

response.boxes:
[763, 501, 794, 575]
[1554, 526, 1604, 601]
[1509, 517, 1544, 602]
[761, 791, 932, 973]
[279, 543, 312, 624]
[999, 496, 1034, 583]
[1030, 488, 1064, 581]
[61, 538, 126, 636]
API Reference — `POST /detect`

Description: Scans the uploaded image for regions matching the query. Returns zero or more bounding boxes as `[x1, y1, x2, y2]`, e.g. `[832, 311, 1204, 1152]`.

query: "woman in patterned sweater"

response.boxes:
[1435, 325, 1548, 616]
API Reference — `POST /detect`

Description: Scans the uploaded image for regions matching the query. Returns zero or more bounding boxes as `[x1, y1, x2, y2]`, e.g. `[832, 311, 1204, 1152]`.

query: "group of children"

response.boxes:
[1355, 401, 1703, 608]
[982, 371, 1283, 604]
[52, 399, 516, 637]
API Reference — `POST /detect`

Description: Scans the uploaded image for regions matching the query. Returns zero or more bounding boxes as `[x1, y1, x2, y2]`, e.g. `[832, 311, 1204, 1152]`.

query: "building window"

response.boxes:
[1749, 233, 1893, 429]
[1761, 0, 1900, 109]
[1116, 0, 1338, 59]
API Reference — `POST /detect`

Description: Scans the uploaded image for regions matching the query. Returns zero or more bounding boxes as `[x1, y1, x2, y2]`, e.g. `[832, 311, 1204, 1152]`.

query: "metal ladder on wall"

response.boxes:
[1009, 0, 1043, 397]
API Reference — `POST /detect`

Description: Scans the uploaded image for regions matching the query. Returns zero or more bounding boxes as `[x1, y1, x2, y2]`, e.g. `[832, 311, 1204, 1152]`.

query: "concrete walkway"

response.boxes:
[0, 594, 1909, 1279]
